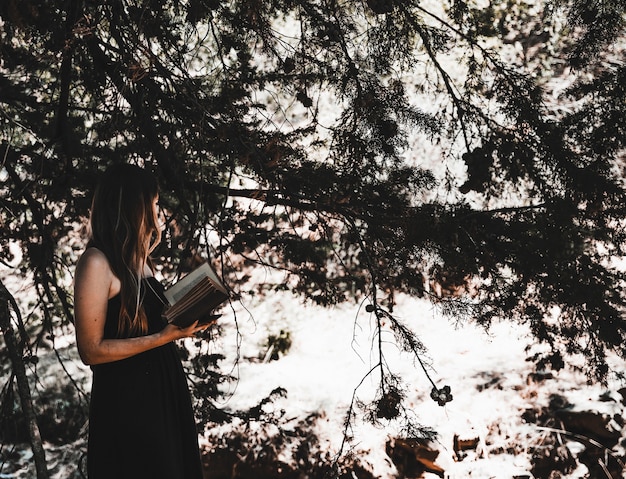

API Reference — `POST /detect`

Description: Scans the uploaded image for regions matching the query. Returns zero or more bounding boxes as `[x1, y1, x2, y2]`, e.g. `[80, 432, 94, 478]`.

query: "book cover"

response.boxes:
[162, 262, 229, 328]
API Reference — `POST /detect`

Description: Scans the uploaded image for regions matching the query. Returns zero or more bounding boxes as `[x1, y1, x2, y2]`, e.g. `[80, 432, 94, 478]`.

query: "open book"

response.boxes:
[162, 262, 229, 328]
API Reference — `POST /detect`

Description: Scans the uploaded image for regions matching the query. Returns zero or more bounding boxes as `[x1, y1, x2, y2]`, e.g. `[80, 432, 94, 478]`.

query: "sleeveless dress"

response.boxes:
[87, 277, 204, 479]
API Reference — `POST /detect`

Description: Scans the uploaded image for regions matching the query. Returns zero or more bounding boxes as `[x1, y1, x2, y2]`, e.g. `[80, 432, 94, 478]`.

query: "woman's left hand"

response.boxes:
[161, 320, 210, 341]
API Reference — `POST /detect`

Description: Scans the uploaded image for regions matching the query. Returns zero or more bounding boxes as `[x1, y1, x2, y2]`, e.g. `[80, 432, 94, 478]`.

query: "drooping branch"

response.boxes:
[0, 281, 49, 479]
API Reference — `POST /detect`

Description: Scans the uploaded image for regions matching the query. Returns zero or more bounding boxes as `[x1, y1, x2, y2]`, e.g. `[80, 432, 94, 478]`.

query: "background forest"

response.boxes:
[1, 0, 626, 477]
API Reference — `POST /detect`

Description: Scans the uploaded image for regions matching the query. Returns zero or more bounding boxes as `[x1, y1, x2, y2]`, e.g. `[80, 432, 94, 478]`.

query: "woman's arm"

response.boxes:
[74, 248, 205, 366]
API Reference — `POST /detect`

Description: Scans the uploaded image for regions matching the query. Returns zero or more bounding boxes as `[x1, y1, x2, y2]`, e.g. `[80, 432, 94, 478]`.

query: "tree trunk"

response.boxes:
[0, 282, 49, 479]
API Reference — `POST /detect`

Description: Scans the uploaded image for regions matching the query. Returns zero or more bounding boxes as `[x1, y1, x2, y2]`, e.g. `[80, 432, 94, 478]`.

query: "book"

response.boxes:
[162, 262, 229, 328]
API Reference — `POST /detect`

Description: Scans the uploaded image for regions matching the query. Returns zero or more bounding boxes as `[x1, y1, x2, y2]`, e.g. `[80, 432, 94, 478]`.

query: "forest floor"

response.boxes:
[1, 289, 625, 479]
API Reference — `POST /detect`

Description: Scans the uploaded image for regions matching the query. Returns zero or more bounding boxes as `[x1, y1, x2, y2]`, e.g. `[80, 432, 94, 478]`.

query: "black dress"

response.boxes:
[87, 277, 204, 479]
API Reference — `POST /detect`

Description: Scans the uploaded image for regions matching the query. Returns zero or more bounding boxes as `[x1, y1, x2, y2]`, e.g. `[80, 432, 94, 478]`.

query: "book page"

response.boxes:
[163, 275, 228, 326]
[164, 262, 226, 305]
[165, 278, 213, 319]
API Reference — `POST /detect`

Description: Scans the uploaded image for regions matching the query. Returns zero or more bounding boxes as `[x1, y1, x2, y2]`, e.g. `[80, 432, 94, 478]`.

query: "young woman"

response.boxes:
[74, 163, 207, 479]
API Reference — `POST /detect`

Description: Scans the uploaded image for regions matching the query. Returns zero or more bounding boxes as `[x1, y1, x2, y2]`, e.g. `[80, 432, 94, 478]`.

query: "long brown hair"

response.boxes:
[88, 163, 162, 337]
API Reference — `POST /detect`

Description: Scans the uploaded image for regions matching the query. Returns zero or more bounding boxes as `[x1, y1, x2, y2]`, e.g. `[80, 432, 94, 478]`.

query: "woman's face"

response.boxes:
[146, 195, 163, 254]
[152, 195, 159, 222]
[153, 195, 166, 232]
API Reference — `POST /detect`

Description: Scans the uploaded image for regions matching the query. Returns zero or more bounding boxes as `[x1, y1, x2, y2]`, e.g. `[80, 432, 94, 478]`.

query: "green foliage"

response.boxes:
[0, 376, 87, 445]
[2, 0, 626, 454]
[204, 401, 375, 479]
[263, 329, 292, 361]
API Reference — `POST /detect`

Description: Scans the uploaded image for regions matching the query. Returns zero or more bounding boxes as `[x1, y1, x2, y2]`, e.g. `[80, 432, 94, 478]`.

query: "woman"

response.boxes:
[74, 163, 207, 479]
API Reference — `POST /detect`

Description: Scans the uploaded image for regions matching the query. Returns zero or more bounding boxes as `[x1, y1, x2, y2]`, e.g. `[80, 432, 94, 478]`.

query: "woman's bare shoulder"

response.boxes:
[74, 247, 119, 300]
[76, 247, 113, 277]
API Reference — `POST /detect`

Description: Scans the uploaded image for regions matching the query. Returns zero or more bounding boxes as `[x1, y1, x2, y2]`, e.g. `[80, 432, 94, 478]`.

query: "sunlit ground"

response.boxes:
[1, 281, 625, 478]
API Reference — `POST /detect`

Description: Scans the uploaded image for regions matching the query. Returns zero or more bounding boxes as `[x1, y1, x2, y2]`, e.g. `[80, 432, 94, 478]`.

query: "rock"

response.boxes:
[555, 410, 621, 447]
[386, 437, 445, 478]
[530, 442, 577, 478]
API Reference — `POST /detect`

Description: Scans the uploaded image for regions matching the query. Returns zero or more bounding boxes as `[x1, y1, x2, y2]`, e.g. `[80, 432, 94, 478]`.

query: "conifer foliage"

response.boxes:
[1, 0, 626, 471]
